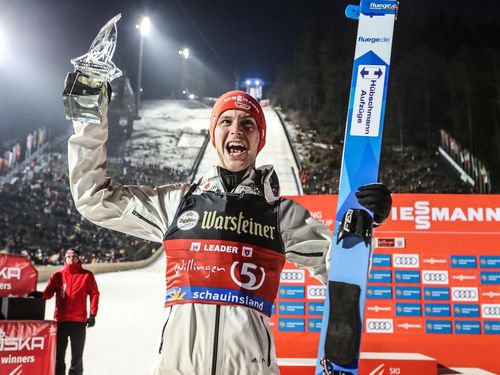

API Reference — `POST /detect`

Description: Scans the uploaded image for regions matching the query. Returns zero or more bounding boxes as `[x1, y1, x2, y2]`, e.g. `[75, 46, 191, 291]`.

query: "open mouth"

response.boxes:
[226, 141, 248, 156]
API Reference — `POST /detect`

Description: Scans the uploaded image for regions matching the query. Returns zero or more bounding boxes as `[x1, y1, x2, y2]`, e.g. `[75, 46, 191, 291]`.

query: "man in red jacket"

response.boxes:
[38, 249, 100, 375]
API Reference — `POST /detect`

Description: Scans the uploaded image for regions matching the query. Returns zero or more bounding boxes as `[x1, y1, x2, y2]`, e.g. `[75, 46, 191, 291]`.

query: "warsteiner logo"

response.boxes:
[177, 210, 199, 231]
[391, 201, 500, 230]
[201, 211, 276, 240]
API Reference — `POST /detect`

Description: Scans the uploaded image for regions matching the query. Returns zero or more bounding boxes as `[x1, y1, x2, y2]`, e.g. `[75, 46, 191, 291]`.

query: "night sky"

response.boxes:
[0, 0, 498, 140]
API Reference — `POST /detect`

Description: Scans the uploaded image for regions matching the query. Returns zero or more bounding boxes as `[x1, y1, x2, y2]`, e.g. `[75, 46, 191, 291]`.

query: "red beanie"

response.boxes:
[210, 90, 266, 154]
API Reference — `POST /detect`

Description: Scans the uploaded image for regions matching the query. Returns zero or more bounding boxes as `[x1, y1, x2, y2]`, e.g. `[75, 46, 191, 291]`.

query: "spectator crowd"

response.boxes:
[284, 116, 472, 195]
[1, 114, 476, 266]
[0, 144, 188, 266]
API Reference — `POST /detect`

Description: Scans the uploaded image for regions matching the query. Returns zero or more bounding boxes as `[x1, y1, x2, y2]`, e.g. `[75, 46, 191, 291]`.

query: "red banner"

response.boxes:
[0, 320, 57, 374]
[0, 254, 38, 297]
[274, 194, 500, 374]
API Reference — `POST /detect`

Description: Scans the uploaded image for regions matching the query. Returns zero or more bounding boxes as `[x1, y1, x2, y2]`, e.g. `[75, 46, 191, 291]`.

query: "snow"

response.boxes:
[40, 253, 167, 374]
[37, 99, 302, 373]
[122, 100, 212, 172]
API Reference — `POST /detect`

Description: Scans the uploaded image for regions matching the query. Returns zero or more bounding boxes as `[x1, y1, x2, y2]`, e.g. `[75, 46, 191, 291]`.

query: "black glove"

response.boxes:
[86, 315, 96, 328]
[355, 182, 392, 226]
[28, 290, 44, 299]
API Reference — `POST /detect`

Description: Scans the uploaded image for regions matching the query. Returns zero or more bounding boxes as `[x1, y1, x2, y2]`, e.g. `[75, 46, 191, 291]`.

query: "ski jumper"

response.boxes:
[68, 106, 332, 374]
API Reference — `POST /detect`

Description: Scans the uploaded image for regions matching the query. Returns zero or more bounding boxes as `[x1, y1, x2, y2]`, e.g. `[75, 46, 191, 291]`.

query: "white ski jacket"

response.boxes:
[68, 106, 332, 375]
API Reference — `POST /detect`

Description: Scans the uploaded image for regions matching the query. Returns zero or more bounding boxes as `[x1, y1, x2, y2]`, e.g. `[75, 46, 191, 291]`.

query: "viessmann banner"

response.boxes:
[272, 194, 500, 374]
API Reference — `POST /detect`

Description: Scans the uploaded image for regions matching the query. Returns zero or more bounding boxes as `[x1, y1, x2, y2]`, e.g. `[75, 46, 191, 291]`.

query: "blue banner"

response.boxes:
[451, 255, 477, 269]
[278, 318, 305, 332]
[395, 286, 421, 300]
[278, 302, 305, 315]
[424, 303, 451, 317]
[425, 320, 452, 334]
[278, 285, 305, 299]
[423, 287, 450, 301]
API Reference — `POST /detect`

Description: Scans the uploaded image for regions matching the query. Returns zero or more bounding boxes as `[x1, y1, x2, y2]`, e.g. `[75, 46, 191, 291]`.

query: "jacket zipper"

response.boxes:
[132, 210, 163, 233]
[260, 315, 272, 366]
[285, 250, 324, 257]
[158, 307, 172, 354]
[211, 305, 221, 375]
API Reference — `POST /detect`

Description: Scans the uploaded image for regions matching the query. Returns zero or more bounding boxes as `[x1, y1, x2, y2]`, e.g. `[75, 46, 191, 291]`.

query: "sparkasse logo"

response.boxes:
[0, 330, 45, 351]
[0, 267, 21, 280]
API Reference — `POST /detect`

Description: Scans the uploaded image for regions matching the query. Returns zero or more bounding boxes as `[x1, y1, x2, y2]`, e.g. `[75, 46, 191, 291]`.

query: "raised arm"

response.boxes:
[66, 73, 190, 243]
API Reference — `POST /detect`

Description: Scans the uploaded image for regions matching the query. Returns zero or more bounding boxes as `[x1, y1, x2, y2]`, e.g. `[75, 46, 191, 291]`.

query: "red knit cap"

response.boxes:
[210, 90, 266, 154]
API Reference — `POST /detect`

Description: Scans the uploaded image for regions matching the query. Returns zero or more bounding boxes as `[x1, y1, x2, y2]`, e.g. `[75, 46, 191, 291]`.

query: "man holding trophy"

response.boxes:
[63, 15, 391, 375]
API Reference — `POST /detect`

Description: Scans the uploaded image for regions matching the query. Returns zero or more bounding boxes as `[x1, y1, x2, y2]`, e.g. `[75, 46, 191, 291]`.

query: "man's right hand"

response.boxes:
[86, 315, 96, 328]
[28, 290, 43, 299]
[62, 72, 111, 124]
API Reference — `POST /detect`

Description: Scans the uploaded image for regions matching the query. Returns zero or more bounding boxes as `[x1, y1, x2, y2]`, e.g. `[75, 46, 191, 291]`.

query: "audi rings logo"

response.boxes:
[393, 254, 419, 268]
[368, 322, 392, 330]
[422, 271, 449, 285]
[366, 319, 394, 333]
[482, 304, 500, 318]
[396, 257, 417, 265]
[454, 290, 477, 298]
[307, 286, 326, 300]
[280, 270, 305, 284]
[452, 287, 478, 301]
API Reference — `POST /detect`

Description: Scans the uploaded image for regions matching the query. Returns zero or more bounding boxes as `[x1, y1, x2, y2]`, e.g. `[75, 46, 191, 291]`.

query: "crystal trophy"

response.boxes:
[63, 14, 122, 124]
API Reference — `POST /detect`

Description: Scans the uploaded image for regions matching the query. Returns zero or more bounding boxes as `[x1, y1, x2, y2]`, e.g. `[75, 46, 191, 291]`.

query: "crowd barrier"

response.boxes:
[36, 246, 163, 283]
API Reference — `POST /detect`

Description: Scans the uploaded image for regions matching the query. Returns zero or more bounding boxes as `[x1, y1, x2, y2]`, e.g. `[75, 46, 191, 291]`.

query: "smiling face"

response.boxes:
[214, 109, 261, 172]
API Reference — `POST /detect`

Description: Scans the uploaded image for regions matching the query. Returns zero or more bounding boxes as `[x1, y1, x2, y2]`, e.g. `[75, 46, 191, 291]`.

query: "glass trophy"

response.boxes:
[63, 14, 122, 124]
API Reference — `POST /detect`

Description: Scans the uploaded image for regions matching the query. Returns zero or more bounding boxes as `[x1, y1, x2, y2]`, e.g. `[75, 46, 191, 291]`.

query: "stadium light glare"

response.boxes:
[135, 16, 151, 118]
[178, 47, 190, 60]
[139, 17, 151, 36]
[255, 80, 261, 86]
[245, 79, 251, 85]
[0, 29, 4, 60]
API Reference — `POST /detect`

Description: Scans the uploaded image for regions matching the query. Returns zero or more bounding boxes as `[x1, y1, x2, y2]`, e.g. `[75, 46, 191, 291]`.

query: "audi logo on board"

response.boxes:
[392, 254, 419, 269]
[280, 269, 305, 284]
[366, 318, 394, 333]
[482, 304, 500, 318]
[422, 270, 449, 285]
[307, 286, 327, 300]
[451, 287, 478, 301]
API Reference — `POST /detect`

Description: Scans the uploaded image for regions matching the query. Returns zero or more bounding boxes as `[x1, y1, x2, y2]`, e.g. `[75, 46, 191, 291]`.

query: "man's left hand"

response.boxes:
[355, 183, 392, 226]
[86, 315, 96, 328]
